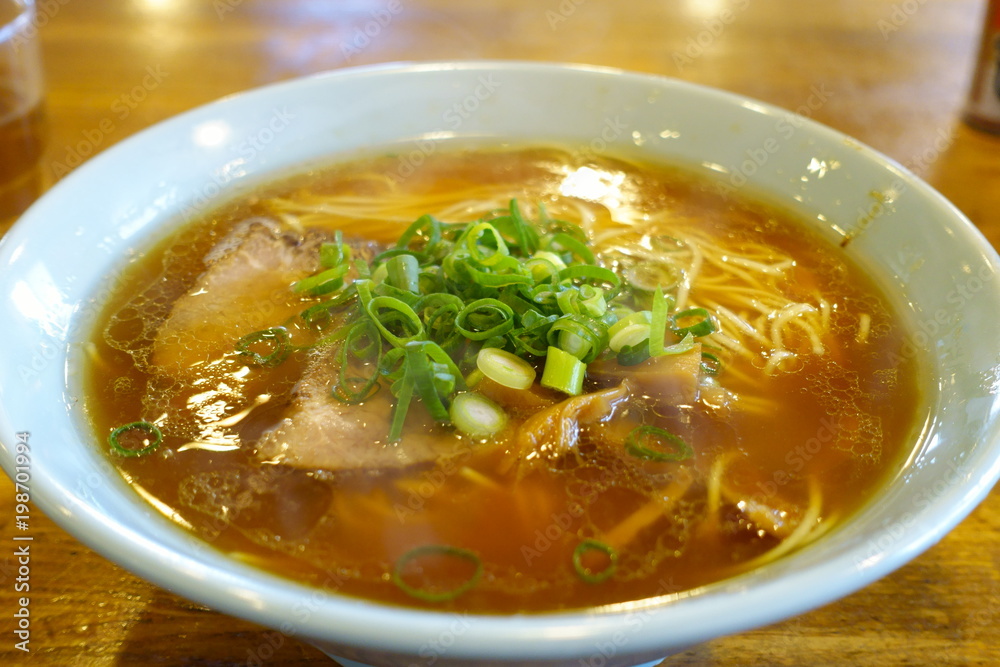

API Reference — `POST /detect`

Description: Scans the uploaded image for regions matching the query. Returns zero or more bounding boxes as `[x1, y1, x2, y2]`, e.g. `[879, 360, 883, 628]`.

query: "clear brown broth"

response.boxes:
[83, 145, 924, 613]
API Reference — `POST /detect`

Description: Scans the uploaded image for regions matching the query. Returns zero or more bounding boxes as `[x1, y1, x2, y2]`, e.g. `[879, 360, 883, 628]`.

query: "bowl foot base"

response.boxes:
[331, 657, 666, 667]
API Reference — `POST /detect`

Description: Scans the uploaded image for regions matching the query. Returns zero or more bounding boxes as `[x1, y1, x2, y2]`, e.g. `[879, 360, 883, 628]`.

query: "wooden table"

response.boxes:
[1, 0, 998, 664]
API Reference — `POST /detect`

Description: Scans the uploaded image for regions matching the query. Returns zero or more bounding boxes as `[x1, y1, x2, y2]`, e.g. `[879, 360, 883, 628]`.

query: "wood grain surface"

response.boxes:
[1, 0, 998, 665]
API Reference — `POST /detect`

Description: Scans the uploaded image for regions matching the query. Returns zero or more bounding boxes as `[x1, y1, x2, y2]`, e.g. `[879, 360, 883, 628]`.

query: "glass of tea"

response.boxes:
[0, 0, 44, 231]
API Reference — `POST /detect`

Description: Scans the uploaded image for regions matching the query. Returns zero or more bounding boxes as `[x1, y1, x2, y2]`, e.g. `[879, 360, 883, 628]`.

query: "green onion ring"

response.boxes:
[617, 341, 651, 366]
[395, 213, 442, 250]
[625, 425, 693, 462]
[671, 307, 717, 337]
[366, 295, 425, 347]
[292, 263, 350, 295]
[456, 298, 515, 341]
[572, 539, 618, 584]
[330, 320, 382, 404]
[234, 327, 291, 367]
[546, 231, 595, 264]
[546, 314, 608, 364]
[464, 263, 533, 287]
[392, 545, 483, 602]
[109, 421, 163, 457]
[558, 264, 621, 293]
[465, 222, 510, 266]
[700, 351, 722, 375]
[299, 285, 358, 327]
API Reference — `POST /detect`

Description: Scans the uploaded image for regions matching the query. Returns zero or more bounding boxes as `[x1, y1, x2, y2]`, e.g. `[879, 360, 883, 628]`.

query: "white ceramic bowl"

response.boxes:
[2, 62, 1000, 667]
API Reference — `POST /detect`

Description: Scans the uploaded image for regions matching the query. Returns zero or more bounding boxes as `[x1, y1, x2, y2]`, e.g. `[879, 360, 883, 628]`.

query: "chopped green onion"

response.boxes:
[370, 262, 389, 285]
[392, 545, 483, 602]
[464, 262, 533, 287]
[330, 320, 382, 404]
[374, 247, 430, 265]
[624, 425, 693, 462]
[558, 265, 621, 297]
[449, 392, 508, 437]
[234, 327, 291, 367]
[558, 330, 591, 361]
[701, 351, 722, 375]
[547, 314, 608, 364]
[660, 332, 696, 356]
[386, 254, 421, 293]
[608, 310, 651, 339]
[540, 345, 585, 396]
[555, 287, 581, 316]
[319, 231, 351, 267]
[609, 322, 651, 353]
[509, 313, 558, 357]
[465, 222, 510, 266]
[464, 368, 485, 387]
[365, 295, 425, 348]
[276, 198, 721, 443]
[531, 249, 567, 271]
[293, 263, 350, 295]
[476, 347, 536, 390]
[387, 376, 414, 442]
[404, 343, 450, 422]
[299, 284, 358, 327]
[648, 287, 671, 357]
[505, 199, 541, 253]
[617, 341, 651, 366]
[577, 284, 607, 317]
[546, 231, 595, 264]
[456, 298, 515, 341]
[572, 539, 617, 584]
[395, 213, 442, 250]
[671, 307, 717, 337]
[109, 421, 163, 457]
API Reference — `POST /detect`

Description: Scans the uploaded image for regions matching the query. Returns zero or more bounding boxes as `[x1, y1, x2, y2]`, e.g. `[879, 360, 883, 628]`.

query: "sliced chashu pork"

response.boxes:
[256, 342, 475, 471]
[149, 218, 446, 473]
[151, 219, 334, 374]
[588, 345, 702, 406]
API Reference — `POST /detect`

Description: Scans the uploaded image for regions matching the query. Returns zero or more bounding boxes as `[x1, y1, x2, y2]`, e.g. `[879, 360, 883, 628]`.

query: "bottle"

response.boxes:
[965, 0, 1000, 132]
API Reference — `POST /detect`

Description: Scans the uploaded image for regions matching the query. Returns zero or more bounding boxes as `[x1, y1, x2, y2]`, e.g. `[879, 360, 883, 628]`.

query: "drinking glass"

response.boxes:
[0, 0, 45, 230]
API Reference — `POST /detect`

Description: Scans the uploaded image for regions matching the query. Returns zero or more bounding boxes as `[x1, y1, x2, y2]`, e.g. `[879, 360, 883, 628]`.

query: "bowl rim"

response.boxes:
[3, 59, 1000, 662]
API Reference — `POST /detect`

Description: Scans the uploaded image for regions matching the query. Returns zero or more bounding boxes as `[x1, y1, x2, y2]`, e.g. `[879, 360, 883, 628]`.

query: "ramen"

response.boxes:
[83, 145, 923, 612]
